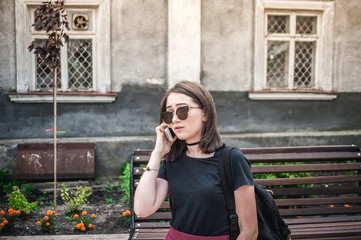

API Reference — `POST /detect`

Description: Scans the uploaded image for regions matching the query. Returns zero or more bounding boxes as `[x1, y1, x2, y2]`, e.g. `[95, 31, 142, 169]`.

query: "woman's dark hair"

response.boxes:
[160, 81, 223, 161]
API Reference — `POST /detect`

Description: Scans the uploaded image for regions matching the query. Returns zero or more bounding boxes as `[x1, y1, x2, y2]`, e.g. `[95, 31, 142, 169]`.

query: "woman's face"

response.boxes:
[165, 93, 206, 143]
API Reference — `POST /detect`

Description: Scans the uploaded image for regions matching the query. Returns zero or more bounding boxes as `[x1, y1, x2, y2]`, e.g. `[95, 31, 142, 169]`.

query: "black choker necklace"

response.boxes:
[186, 141, 201, 146]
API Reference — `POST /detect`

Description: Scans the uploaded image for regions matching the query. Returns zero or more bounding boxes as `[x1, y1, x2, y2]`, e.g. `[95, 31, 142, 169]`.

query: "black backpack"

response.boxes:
[218, 146, 291, 240]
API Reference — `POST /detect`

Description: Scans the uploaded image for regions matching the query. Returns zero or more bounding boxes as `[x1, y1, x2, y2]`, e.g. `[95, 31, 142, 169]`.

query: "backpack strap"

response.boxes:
[219, 146, 239, 240]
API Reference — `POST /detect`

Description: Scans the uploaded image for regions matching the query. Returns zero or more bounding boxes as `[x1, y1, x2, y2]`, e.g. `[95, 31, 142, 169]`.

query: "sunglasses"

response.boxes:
[161, 105, 202, 124]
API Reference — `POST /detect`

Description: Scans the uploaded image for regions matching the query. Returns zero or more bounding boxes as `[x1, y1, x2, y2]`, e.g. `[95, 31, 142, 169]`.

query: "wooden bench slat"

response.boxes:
[247, 152, 361, 163]
[270, 186, 361, 196]
[252, 163, 361, 173]
[135, 175, 361, 188]
[275, 196, 361, 206]
[279, 206, 361, 216]
[136, 212, 172, 221]
[255, 175, 361, 186]
[132, 232, 167, 240]
[301, 237, 361, 240]
[288, 221, 361, 230]
[300, 236, 360, 240]
[239, 145, 360, 154]
[134, 222, 170, 229]
[136, 229, 170, 233]
[284, 215, 361, 225]
[133, 163, 361, 175]
[290, 228, 361, 239]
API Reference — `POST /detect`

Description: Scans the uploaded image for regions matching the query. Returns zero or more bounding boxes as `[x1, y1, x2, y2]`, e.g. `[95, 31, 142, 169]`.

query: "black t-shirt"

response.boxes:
[157, 148, 254, 236]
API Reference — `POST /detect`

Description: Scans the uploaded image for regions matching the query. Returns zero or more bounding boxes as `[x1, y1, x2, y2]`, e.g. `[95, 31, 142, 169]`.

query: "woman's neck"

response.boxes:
[186, 145, 214, 158]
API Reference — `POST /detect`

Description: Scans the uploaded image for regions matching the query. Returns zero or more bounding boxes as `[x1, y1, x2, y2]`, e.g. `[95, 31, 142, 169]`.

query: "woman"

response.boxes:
[134, 81, 258, 240]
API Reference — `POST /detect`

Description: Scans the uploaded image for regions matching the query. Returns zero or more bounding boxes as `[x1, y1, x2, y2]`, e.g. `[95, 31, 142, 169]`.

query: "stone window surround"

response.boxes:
[251, 0, 337, 100]
[11, 0, 114, 103]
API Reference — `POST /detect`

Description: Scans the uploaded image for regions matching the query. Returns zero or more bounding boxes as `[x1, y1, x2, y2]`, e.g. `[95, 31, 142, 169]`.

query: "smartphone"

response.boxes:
[164, 127, 175, 142]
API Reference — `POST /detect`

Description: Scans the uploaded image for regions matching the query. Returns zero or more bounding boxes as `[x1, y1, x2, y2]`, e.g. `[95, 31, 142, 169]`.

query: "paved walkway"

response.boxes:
[0, 234, 129, 240]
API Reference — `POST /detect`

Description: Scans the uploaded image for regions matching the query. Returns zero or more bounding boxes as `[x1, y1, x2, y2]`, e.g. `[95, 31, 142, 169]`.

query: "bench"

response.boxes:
[130, 145, 361, 240]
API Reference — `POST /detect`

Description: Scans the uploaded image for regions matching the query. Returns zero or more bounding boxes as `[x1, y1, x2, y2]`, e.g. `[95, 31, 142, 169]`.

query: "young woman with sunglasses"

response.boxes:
[134, 81, 258, 240]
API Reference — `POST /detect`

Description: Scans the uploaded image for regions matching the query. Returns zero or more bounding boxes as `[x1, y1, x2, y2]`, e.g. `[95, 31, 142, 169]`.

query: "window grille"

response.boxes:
[268, 15, 289, 34]
[36, 54, 61, 89]
[296, 16, 317, 35]
[267, 41, 289, 88]
[68, 39, 93, 89]
[32, 10, 94, 92]
[294, 41, 315, 88]
[266, 12, 318, 90]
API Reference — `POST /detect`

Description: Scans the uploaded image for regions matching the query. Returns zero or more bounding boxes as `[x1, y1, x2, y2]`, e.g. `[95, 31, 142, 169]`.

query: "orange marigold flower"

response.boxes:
[15, 210, 21, 215]
[47, 210, 53, 215]
[81, 226, 86, 231]
[122, 211, 126, 216]
[3, 220, 8, 224]
[88, 224, 93, 228]
[44, 216, 49, 221]
[1, 218, 5, 221]
[0, 210, 5, 215]
[46, 222, 50, 226]
[76, 224, 81, 229]
[36, 221, 41, 226]
[0, 223, 5, 227]
[344, 204, 351, 207]
[330, 205, 334, 208]
[91, 214, 96, 218]
[82, 211, 87, 216]
[126, 210, 131, 215]
[74, 214, 79, 220]
[8, 209, 13, 212]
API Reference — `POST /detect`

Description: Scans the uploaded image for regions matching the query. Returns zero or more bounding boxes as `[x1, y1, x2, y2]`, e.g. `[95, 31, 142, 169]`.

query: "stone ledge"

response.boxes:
[8, 92, 117, 103]
[248, 91, 337, 100]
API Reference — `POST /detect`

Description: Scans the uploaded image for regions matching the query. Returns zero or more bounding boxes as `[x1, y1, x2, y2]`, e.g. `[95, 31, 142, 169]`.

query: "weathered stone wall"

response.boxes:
[0, 0, 16, 92]
[1, 0, 361, 177]
[334, 0, 361, 91]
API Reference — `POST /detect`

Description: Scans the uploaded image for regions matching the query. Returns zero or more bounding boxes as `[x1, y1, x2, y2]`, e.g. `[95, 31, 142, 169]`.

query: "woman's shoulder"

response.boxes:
[227, 147, 251, 168]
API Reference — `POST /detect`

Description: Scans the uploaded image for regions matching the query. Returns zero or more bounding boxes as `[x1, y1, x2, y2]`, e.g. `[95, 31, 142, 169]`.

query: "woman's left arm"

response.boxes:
[235, 185, 258, 240]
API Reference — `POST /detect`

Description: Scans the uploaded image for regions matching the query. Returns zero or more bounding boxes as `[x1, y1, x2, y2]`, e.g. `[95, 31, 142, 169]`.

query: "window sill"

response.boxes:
[8, 92, 117, 103]
[248, 91, 337, 100]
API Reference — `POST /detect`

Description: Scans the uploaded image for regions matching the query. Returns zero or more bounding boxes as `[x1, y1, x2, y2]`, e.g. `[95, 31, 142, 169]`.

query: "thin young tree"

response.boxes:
[28, 0, 69, 207]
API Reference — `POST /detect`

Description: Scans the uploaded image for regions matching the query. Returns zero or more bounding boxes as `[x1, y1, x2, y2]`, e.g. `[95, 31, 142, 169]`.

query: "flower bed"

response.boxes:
[0, 180, 130, 236]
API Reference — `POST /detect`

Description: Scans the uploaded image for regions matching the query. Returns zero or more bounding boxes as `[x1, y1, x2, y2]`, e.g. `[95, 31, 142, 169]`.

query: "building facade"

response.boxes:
[1, 0, 360, 177]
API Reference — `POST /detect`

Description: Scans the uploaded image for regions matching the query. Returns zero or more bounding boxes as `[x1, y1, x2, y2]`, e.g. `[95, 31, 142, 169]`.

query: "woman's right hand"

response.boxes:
[153, 123, 177, 156]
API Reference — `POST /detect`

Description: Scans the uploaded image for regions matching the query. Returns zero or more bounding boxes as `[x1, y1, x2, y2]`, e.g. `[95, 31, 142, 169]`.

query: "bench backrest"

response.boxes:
[130, 145, 361, 233]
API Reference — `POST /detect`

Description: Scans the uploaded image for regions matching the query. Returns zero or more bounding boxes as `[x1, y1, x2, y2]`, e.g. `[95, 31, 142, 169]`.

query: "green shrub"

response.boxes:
[253, 162, 313, 189]
[60, 185, 92, 212]
[119, 163, 130, 207]
[8, 186, 37, 214]
[0, 169, 24, 194]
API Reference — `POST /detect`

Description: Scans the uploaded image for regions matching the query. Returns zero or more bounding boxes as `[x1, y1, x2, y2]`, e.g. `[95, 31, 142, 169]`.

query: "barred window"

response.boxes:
[266, 12, 318, 90]
[253, 0, 335, 100]
[31, 9, 95, 91]
[68, 39, 93, 89]
[13, 0, 112, 103]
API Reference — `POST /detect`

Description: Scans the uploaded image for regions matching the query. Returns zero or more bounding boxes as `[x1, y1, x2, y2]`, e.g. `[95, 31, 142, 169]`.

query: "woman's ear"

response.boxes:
[202, 111, 207, 122]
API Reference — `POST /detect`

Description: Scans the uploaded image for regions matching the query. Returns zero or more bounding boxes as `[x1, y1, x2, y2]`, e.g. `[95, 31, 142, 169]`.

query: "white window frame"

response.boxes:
[30, 8, 97, 91]
[12, 0, 114, 103]
[252, 0, 336, 100]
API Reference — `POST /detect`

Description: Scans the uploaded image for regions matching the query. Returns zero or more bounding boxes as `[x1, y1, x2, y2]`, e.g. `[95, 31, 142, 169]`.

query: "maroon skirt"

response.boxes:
[165, 227, 230, 240]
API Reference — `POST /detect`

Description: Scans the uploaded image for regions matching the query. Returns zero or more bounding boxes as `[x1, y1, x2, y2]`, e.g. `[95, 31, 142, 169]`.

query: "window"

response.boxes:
[266, 12, 318, 89]
[252, 0, 336, 100]
[12, 0, 115, 103]
[32, 9, 95, 91]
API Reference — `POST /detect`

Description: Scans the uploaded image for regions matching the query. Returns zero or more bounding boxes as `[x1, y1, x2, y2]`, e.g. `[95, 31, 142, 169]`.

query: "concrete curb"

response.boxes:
[0, 234, 129, 240]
